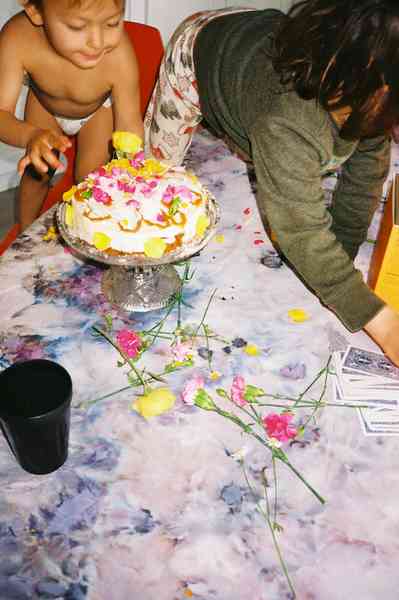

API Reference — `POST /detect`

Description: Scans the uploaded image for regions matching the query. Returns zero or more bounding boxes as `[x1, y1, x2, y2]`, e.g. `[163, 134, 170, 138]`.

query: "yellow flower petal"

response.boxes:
[196, 215, 210, 238]
[215, 234, 225, 244]
[244, 344, 259, 356]
[62, 185, 77, 202]
[93, 232, 111, 251]
[43, 226, 58, 241]
[132, 387, 176, 418]
[112, 131, 143, 154]
[288, 308, 310, 323]
[144, 237, 167, 258]
[210, 370, 221, 381]
[65, 204, 74, 227]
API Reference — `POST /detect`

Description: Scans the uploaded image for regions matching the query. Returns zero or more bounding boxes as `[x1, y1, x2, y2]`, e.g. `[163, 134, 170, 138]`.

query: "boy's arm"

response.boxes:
[0, 16, 70, 174]
[109, 31, 144, 141]
[0, 17, 38, 148]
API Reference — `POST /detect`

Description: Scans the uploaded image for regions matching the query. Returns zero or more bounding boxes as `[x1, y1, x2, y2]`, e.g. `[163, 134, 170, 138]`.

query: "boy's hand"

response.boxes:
[364, 305, 399, 366]
[18, 129, 71, 177]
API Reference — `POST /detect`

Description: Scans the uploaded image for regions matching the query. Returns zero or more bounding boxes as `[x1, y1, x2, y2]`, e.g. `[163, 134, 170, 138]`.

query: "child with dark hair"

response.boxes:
[146, 1, 399, 365]
[0, 0, 143, 230]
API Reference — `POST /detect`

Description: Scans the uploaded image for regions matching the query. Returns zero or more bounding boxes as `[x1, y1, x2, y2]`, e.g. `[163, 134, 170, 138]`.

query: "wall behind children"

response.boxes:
[0, 0, 293, 192]
[125, 0, 294, 43]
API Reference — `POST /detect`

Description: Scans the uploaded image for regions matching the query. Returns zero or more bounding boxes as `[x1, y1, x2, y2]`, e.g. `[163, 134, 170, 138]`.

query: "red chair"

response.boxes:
[0, 21, 163, 256]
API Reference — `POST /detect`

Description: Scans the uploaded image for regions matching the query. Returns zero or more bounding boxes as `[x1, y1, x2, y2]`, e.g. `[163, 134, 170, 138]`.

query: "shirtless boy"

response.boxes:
[0, 0, 143, 230]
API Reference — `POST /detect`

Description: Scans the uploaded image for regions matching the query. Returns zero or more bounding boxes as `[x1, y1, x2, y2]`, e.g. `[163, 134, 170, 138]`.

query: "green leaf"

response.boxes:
[244, 384, 264, 402]
[194, 389, 215, 411]
[216, 388, 228, 398]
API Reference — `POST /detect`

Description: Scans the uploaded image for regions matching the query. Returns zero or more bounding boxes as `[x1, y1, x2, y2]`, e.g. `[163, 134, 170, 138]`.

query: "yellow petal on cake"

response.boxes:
[139, 158, 168, 178]
[144, 237, 167, 258]
[132, 387, 176, 419]
[65, 204, 74, 227]
[288, 308, 310, 323]
[62, 185, 77, 202]
[112, 131, 143, 154]
[93, 232, 111, 251]
[196, 214, 210, 238]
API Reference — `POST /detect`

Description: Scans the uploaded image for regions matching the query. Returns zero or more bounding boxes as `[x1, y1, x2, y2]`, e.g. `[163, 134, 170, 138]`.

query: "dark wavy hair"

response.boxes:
[272, 0, 399, 139]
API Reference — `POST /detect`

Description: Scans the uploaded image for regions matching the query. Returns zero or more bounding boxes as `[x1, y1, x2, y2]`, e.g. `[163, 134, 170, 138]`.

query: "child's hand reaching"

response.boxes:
[18, 129, 71, 177]
[364, 305, 399, 366]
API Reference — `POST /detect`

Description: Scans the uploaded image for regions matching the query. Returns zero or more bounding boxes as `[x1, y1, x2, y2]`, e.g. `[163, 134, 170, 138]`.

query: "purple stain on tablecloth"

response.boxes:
[279, 362, 306, 380]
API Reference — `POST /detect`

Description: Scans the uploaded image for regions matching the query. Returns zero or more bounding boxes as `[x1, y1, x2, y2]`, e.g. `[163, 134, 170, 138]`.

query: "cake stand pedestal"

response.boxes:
[56, 200, 218, 312]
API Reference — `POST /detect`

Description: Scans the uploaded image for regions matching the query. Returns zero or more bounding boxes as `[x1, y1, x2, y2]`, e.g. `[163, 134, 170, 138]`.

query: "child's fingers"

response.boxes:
[17, 155, 31, 176]
[47, 134, 72, 153]
[40, 146, 63, 171]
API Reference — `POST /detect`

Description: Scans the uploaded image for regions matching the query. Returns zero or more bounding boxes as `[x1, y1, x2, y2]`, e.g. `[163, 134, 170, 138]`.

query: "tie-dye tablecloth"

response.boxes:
[0, 130, 398, 600]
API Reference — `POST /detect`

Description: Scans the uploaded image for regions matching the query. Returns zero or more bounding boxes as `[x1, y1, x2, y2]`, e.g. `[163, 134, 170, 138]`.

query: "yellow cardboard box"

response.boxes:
[368, 174, 399, 310]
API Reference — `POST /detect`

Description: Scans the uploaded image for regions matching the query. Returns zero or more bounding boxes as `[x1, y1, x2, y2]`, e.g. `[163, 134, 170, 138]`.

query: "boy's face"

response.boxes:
[25, 0, 125, 69]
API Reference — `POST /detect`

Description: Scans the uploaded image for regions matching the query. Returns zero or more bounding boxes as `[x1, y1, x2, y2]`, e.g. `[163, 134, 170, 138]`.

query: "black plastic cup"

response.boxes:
[0, 359, 72, 475]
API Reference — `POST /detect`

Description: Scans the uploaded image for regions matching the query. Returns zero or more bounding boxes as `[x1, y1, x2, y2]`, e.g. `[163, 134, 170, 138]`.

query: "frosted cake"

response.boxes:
[62, 134, 213, 259]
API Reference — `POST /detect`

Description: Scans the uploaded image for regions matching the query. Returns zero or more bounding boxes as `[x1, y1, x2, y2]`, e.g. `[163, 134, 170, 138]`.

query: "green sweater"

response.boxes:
[194, 9, 389, 332]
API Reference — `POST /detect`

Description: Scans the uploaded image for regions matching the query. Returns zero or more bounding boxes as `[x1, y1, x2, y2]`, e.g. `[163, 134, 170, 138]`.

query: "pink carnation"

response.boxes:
[231, 375, 247, 407]
[181, 375, 204, 405]
[116, 329, 141, 358]
[262, 412, 297, 443]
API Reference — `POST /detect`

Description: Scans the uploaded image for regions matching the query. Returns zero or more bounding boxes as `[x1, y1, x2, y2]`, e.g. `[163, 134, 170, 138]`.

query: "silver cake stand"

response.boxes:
[56, 198, 219, 312]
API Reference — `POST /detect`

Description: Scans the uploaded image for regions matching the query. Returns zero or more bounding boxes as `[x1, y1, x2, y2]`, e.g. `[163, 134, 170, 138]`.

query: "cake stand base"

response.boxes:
[101, 264, 182, 312]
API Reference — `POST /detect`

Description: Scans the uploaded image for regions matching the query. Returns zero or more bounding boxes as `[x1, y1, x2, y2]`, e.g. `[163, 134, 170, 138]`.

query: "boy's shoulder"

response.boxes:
[0, 11, 40, 61]
[1, 11, 36, 41]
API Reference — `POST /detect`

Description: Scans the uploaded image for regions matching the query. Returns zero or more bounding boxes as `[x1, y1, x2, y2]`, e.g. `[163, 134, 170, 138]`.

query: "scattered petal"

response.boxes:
[232, 337, 247, 348]
[209, 370, 221, 381]
[235, 224, 243, 231]
[214, 234, 225, 244]
[288, 308, 310, 323]
[244, 344, 259, 356]
[254, 239, 264, 245]
[132, 387, 175, 418]
[243, 208, 251, 215]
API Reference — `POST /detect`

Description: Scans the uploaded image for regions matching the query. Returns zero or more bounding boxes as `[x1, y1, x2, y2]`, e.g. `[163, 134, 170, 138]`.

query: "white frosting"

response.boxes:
[66, 158, 211, 255]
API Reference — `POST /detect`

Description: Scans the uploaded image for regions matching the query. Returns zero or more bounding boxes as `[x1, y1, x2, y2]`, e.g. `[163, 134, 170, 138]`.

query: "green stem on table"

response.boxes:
[242, 463, 296, 598]
[93, 325, 147, 392]
[214, 404, 325, 504]
[202, 323, 213, 371]
[194, 289, 217, 336]
[294, 357, 331, 408]
[272, 456, 278, 523]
